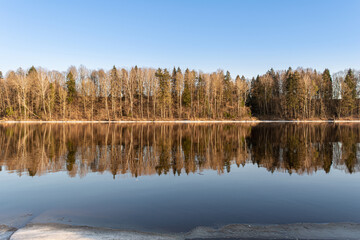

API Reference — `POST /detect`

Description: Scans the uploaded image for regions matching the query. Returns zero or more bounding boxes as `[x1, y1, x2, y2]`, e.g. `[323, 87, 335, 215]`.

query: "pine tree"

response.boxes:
[235, 75, 242, 116]
[66, 71, 76, 103]
[296, 71, 306, 118]
[250, 76, 261, 115]
[162, 69, 172, 110]
[196, 73, 206, 117]
[110, 66, 120, 118]
[171, 67, 177, 103]
[223, 71, 232, 103]
[175, 67, 183, 118]
[322, 69, 332, 100]
[285, 71, 295, 118]
[345, 69, 356, 99]
[156, 68, 171, 118]
[283, 69, 306, 118]
[110, 66, 119, 85]
[171, 67, 178, 115]
[182, 69, 191, 109]
[269, 69, 281, 116]
[235, 75, 249, 117]
[27, 66, 37, 76]
[341, 69, 356, 116]
[322, 69, 333, 117]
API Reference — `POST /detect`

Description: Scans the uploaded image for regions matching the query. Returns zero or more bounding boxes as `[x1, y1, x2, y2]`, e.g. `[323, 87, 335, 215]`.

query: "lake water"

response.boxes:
[0, 123, 360, 234]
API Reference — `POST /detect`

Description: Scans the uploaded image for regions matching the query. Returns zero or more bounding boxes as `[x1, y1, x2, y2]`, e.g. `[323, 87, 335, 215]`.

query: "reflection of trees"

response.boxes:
[339, 127, 358, 173]
[66, 141, 76, 172]
[0, 123, 360, 177]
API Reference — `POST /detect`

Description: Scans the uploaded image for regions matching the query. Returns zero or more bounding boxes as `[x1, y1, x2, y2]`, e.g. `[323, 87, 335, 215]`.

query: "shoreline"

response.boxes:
[2, 119, 360, 123]
[3, 222, 360, 240]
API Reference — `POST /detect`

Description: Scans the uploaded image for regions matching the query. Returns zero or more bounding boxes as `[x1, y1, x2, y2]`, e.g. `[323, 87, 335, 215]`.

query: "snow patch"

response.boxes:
[8, 222, 360, 240]
[0, 225, 17, 240]
[10, 223, 181, 240]
[185, 223, 360, 239]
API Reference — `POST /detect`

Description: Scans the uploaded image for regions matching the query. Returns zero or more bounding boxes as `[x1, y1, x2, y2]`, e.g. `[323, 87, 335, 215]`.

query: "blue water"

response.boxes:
[0, 123, 360, 233]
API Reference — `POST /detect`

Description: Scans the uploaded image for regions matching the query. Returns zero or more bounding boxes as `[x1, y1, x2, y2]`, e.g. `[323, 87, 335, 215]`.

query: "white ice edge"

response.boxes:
[2, 222, 360, 240]
[0, 225, 16, 240]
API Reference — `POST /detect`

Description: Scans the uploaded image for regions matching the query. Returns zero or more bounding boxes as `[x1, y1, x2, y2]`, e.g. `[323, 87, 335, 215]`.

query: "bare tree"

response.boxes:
[8, 69, 31, 119]
[138, 68, 144, 118]
[98, 69, 110, 120]
[175, 70, 183, 118]
[57, 72, 68, 120]
[79, 65, 90, 118]
[35, 68, 50, 119]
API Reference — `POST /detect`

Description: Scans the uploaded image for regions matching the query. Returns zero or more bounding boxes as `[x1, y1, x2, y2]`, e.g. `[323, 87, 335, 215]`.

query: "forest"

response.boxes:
[0, 66, 359, 120]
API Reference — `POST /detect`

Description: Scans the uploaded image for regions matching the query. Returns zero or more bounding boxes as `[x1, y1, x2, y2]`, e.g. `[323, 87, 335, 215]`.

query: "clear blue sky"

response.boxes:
[1, 0, 359, 78]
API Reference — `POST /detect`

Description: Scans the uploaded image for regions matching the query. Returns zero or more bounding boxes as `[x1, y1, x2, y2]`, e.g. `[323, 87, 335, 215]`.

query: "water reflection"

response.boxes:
[1, 123, 359, 177]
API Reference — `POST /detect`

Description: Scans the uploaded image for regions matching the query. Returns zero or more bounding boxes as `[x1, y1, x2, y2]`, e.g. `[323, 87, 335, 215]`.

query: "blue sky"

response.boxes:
[0, 0, 359, 78]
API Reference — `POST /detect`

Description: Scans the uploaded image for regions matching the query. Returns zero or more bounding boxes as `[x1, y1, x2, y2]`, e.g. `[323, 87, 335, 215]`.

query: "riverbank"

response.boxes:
[2, 119, 360, 123]
[2, 222, 360, 240]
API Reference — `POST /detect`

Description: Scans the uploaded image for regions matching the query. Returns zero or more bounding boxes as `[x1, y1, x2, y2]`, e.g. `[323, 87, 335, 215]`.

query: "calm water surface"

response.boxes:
[0, 123, 360, 233]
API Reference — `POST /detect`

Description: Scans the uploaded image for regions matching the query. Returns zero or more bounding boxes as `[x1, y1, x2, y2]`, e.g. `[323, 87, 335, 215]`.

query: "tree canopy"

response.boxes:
[0, 66, 358, 120]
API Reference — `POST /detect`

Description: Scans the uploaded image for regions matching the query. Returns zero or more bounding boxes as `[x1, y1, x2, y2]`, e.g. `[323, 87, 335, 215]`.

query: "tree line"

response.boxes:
[0, 66, 358, 120]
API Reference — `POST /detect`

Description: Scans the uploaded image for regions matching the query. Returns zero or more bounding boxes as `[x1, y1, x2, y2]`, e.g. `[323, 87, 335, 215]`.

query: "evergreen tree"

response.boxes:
[171, 67, 177, 100]
[27, 66, 38, 85]
[322, 69, 333, 116]
[66, 71, 76, 103]
[223, 71, 232, 103]
[110, 66, 119, 82]
[296, 71, 306, 118]
[196, 73, 206, 117]
[345, 69, 356, 99]
[241, 75, 248, 105]
[269, 68, 279, 98]
[284, 68, 306, 118]
[285, 70, 295, 118]
[110, 66, 120, 117]
[0, 71, 3, 79]
[175, 67, 183, 118]
[171, 67, 178, 110]
[110, 66, 120, 98]
[182, 69, 191, 108]
[156, 68, 171, 117]
[133, 65, 139, 96]
[235, 75, 245, 117]
[269, 69, 281, 116]
[341, 69, 356, 116]
[250, 76, 261, 115]
[27, 66, 37, 76]
[322, 69, 332, 100]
